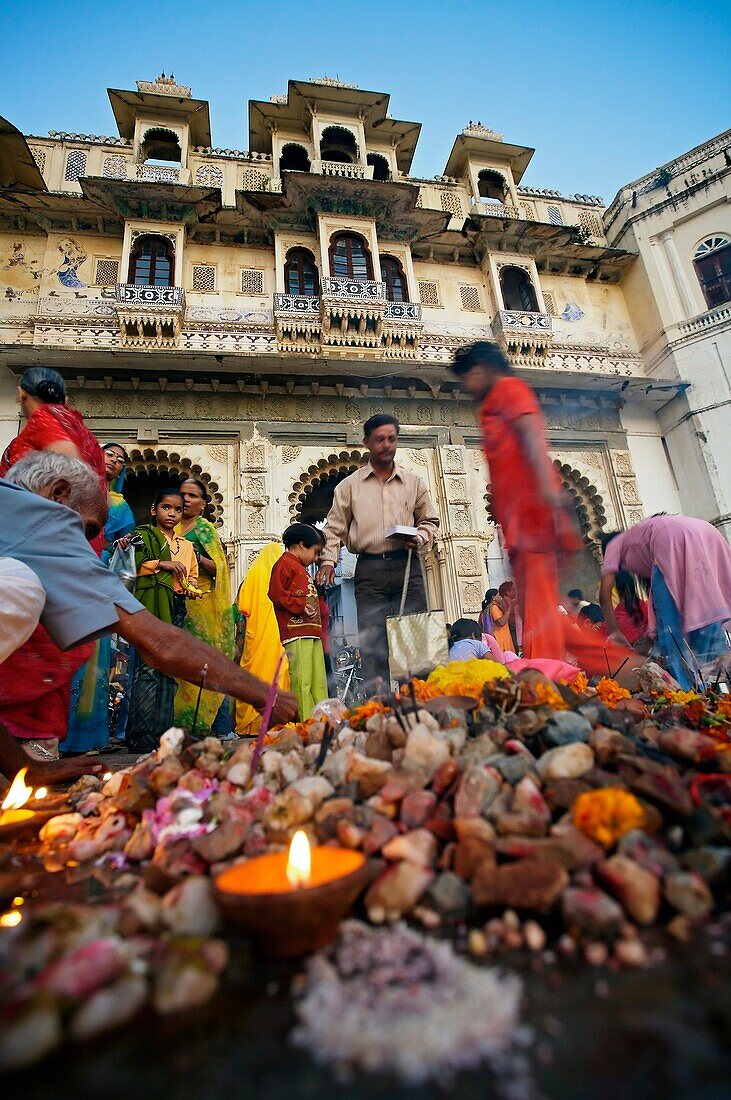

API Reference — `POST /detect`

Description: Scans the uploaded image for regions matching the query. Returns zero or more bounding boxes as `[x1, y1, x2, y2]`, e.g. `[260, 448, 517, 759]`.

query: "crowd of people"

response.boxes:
[0, 347, 729, 783]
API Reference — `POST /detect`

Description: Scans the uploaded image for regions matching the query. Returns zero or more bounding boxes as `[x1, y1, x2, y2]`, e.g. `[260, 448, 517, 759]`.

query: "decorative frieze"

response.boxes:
[114, 283, 185, 347]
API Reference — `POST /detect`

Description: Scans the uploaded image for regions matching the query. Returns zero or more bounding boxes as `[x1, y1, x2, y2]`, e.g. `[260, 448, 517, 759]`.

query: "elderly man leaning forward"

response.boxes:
[316, 414, 439, 691]
[0, 452, 298, 779]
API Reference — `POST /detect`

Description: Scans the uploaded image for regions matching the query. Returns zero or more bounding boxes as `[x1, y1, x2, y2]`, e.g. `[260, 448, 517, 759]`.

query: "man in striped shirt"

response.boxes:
[316, 414, 439, 690]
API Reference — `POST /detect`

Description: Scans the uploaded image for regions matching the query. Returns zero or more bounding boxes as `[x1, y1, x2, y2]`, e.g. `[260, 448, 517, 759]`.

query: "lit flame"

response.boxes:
[34, 787, 47, 800]
[1, 768, 33, 812]
[0, 910, 22, 928]
[286, 829, 312, 888]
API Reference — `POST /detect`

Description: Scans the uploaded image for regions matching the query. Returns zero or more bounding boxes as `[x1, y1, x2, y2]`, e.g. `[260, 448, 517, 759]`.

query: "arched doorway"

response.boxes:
[123, 448, 224, 527]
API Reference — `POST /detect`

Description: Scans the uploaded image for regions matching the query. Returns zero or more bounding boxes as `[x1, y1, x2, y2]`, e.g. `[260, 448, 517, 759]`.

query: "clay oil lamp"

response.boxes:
[215, 829, 370, 958]
[0, 768, 59, 841]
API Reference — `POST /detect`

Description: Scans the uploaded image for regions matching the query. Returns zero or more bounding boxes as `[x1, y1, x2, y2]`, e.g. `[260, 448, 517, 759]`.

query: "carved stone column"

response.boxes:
[433, 444, 490, 620]
[232, 429, 273, 591]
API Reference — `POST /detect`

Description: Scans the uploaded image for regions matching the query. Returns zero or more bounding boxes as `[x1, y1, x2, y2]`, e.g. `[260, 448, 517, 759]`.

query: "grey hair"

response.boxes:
[4, 451, 103, 512]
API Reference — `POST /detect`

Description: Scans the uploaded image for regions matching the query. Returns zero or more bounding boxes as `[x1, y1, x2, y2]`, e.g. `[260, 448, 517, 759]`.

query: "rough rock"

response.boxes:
[681, 846, 731, 890]
[617, 829, 679, 877]
[453, 816, 496, 843]
[537, 743, 594, 781]
[424, 799, 456, 842]
[663, 871, 714, 919]
[590, 727, 634, 766]
[494, 828, 604, 870]
[629, 771, 694, 818]
[543, 778, 592, 813]
[454, 765, 499, 817]
[658, 727, 722, 763]
[365, 727, 393, 762]
[425, 870, 472, 919]
[431, 759, 461, 796]
[495, 755, 533, 783]
[562, 887, 624, 938]
[400, 790, 438, 828]
[290, 776, 335, 809]
[361, 815, 399, 856]
[544, 711, 593, 746]
[596, 855, 661, 925]
[453, 837, 495, 881]
[402, 726, 451, 779]
[263, 788, 314, 834]
[382, 828, 438, 867]
[472, 859, 568, 913]
[191, 821, 247, 864]
[365, 861, 434, 918]
[346, 752, 393, 797]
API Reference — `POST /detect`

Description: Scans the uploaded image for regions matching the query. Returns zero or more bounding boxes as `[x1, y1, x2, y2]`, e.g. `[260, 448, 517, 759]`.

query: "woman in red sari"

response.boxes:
[0, 368, 106, 760]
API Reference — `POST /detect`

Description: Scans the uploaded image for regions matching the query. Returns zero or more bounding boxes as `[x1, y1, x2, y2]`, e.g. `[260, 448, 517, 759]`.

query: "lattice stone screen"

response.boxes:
[578, 211, 603, 240]
[547, 205, 564, 226]
[240, 269, 264, 294]
[542, 291, 557, 316]
[103, 155, 127, 179]
[64, 150, 88, 181]
[418, 280, 441, 307]
[440, 191, 463, 218]
[241, 169, 269, 191]
[195, 164, 224, 187]
[192, 265, 217, 292]
[519, 200, 535, 220]
[94, 259, 119, 286]
[30, 147, 46, 173]
[459, 285, 482, 312]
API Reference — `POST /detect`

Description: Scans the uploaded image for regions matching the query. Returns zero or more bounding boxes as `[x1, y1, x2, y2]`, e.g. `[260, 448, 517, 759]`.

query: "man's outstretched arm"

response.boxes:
[115, 607, 298, 725]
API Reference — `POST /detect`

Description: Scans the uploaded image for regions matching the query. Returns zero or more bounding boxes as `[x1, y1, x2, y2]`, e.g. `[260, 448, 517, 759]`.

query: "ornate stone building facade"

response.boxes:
[1, 73, 703, 629]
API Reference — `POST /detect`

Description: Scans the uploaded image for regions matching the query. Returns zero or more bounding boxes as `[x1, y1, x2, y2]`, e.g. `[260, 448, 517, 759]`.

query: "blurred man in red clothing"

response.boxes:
[450, 342, 639, 679]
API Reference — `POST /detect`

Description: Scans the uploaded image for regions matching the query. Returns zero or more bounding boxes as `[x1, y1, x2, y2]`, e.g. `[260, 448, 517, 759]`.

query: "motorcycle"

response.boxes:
[333, 645, 365, 708]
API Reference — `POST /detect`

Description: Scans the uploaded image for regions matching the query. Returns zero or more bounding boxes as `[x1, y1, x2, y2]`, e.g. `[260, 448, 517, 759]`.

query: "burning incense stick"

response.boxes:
[249, 655, 284, 780]
[190, 664, 208, 740]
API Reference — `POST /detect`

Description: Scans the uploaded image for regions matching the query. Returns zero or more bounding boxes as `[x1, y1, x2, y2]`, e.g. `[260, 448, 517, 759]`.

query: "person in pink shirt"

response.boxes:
[600, 515, 731, 688]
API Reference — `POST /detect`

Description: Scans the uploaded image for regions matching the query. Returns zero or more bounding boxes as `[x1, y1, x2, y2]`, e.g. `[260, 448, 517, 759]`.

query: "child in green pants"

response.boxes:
[268, 523, 328, 720]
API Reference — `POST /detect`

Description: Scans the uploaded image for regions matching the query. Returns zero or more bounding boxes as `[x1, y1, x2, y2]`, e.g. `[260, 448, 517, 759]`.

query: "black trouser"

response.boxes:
[354, 552, 426, 691]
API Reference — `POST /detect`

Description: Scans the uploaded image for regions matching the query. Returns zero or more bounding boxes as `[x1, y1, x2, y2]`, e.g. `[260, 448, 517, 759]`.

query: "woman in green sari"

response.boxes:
[174, 478, 234, 734]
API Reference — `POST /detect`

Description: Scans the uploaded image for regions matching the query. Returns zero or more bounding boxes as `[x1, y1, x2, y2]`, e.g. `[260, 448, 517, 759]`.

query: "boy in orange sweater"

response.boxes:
[268, 523, 327, 719]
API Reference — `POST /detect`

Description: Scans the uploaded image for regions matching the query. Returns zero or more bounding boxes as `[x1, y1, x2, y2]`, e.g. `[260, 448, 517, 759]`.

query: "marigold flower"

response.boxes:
[569, 671, 589, 694]
[596, 677, 631, 707]
[348, 700, 392, 729]
[530, 682, 569, 710]
[572, 788, 645, 849]
[426, 659, 509, 698]
[666, 689, 701, 706]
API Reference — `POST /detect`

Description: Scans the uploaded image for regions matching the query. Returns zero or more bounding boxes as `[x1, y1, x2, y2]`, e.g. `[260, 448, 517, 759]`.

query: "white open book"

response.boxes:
[385, 525, 419, 539]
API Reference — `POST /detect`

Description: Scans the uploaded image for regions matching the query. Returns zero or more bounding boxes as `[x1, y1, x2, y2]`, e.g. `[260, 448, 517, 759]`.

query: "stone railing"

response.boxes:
[316, 160, 369, 179]
[385, 301, 422, 322]
[477, 200, 521, 219]
[273, 293, 321, 314]
[322, 277, 386, 300]
[136, 164, 189, 184]
[677, 303, 731, 339]
[491, 310, 553, 362]
[115, 284, 185, 309]
[492, 309, 552, 336]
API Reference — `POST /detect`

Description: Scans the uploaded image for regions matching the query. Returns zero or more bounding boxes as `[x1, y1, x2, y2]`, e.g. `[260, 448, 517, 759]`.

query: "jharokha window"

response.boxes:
[380, 255, 408, 302]
[499, 265, 539, 312]
[284, 247, 319, 295]
[128, 235, 175, 286]
[329, 232, 373, 280]
[694, 236, 731, 309]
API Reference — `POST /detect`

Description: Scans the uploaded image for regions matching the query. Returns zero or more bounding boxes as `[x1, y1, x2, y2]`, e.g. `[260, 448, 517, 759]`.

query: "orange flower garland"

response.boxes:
[348, 700, 393, 730]
[530, 682, 569, 711]
[572, 788, 645, 849]
[569, 671, 589, 694]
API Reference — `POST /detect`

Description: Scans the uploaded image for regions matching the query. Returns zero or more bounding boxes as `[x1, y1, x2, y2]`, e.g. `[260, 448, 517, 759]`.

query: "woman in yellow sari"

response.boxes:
[173, 478, 234, 733]
[234, 542, 290, 735]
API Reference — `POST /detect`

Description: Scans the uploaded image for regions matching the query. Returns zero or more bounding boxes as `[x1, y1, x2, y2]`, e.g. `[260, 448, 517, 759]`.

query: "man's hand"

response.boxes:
[116, 534, 133, 550]
[159, 560, 187, 579]
[272, 690, 299, 724]
[402, 536, 420, 551]
[316, 565, 335, 586]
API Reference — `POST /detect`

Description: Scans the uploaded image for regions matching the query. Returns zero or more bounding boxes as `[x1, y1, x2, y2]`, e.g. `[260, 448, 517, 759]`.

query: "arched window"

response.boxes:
[367, 152, 390, 181]
[284, 247, 319, 295]
[500, 265, 539, 312]
[380, 255, 408, 302]
[329, 232, 373, 280]
[477, 170, 507, 203]
[140, 128, 181, 165]
[320, 125, 358, 164]
[694, 236, 731, 309]
[128, 235, 175, 286]
[279, 143, 311, 175]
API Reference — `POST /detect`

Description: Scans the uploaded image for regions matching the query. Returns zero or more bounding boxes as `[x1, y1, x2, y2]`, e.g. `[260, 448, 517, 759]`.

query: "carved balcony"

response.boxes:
[135, 164, 190, 184]
[314, 160, 372, 180]
[320, 277, 387, 348]
[491, 309, 553, 363]
[477, 200, 521, 219]
[383, 301, 423, 358]
[273, 293, 322, 353]
[115, 284, 186, 347]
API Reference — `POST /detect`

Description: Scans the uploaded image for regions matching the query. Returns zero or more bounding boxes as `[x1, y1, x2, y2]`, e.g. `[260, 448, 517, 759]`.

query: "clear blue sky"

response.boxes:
[1, 0, 728, 201]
